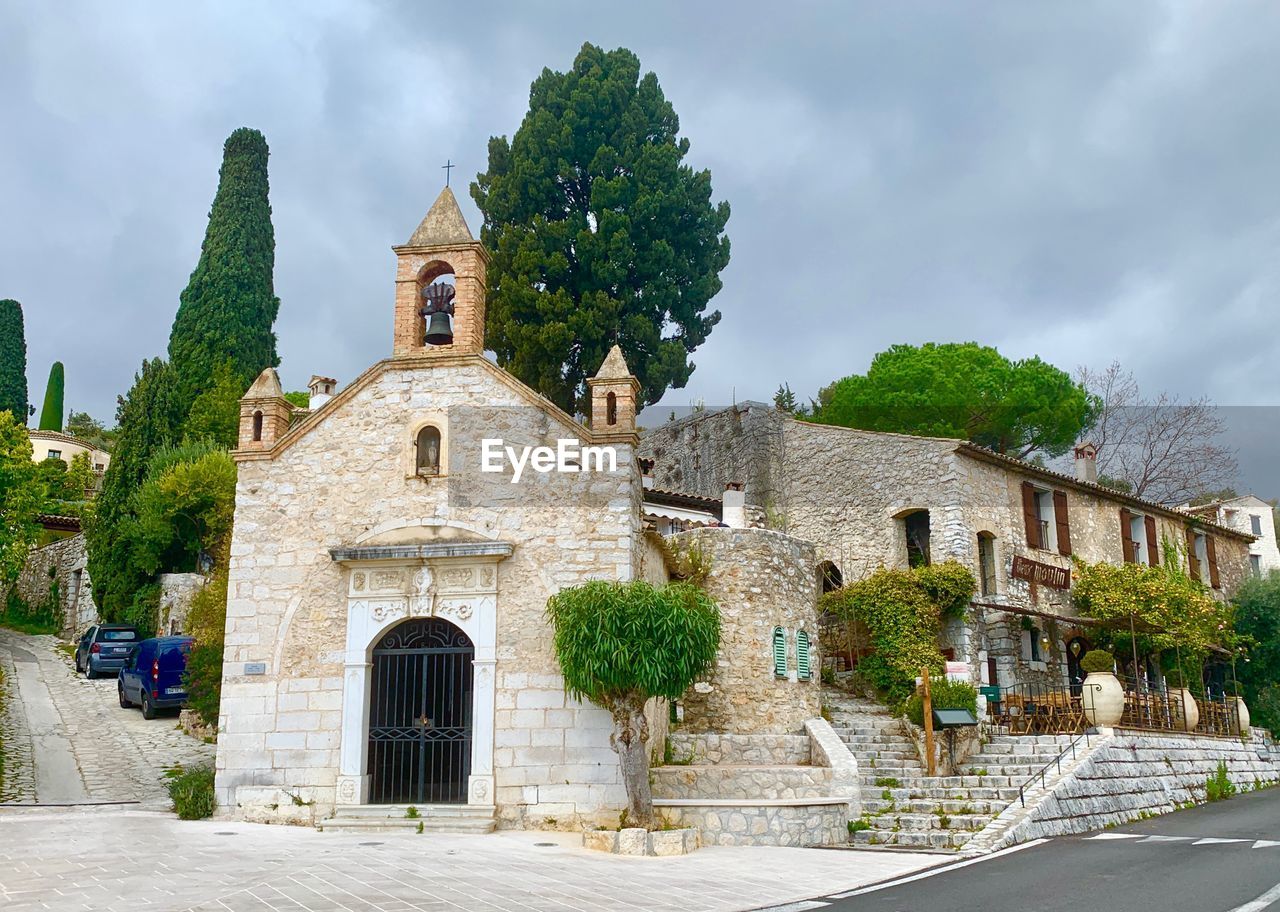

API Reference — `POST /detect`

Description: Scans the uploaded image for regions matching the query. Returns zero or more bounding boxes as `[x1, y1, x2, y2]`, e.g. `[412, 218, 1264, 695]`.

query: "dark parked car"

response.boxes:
[74, 625, 142, 679]
[117, 636, 194, 719]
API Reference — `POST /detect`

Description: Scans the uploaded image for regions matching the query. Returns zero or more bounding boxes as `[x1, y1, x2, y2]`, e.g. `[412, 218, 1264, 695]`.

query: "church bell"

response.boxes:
[424, 312, 454, 346]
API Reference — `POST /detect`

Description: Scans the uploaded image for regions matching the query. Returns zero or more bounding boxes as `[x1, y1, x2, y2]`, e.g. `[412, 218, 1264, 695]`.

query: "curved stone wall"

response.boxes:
[668, 527, 819, 734]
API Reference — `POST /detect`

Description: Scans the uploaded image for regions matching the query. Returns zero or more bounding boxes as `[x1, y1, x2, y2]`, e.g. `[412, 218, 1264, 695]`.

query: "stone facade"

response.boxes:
[667, 526, 820, 734]
[641, 404, 1255, 692]
[13, 533, 97, 637]
[217, 354, 643, 829]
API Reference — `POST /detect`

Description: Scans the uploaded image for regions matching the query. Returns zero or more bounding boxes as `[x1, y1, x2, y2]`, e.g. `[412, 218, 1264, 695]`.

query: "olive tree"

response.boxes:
[546, 579, 719, 828]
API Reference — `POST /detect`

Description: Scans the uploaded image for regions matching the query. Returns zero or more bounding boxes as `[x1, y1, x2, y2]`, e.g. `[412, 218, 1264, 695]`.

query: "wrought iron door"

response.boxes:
[368, 618, 473, 804]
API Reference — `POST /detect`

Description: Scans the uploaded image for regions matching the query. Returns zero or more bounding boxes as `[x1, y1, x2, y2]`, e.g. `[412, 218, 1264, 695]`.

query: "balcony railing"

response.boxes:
[990, 677, 1242, 738]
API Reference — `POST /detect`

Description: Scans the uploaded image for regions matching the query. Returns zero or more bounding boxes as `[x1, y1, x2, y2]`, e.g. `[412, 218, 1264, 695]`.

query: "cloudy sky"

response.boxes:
[3, 2, 1278, 493]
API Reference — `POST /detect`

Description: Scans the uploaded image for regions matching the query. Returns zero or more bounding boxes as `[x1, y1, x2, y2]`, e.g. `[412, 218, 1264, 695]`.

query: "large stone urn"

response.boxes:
[1171, 688, 1199, 732]
[1236, 697, 1251, 734]
[1082, 672, 1125, 727]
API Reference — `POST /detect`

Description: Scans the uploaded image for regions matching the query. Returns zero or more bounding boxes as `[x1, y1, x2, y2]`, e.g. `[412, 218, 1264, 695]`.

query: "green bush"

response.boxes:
[1080, 650, 1116, 674]
[820, 562, 975, 703]
[904, 676, 978, 728]
[1205, 760, 1236, 802]
[0, 583, 59, 635]
[123, 583, 160, 637]
[167, 765, 216, 819]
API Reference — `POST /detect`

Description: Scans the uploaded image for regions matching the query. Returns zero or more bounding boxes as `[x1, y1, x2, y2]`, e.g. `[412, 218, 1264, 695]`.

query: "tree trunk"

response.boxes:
[605, 692, 654, 829]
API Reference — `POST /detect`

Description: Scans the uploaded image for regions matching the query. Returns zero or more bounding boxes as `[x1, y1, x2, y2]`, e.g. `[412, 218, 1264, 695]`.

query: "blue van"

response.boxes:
[117, 636, 194, 719]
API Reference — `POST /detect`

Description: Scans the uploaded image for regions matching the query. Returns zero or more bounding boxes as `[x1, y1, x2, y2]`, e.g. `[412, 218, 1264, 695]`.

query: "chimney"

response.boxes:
[309, 375, 337, 410]
[638, 457, 655, 490]
[1074, 442, 1098, 484]
[723, 482, 746, 529]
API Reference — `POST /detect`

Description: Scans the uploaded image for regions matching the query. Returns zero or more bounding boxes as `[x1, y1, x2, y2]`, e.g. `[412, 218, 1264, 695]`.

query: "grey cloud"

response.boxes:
[3, 0, 1278, 495]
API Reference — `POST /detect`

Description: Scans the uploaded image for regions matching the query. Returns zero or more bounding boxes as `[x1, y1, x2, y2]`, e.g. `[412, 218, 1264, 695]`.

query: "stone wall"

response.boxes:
[217, 357, 641, 830]
[158, 573, 207, 635]
[667, 526, 819, 734]
[13, 533, 97, 637]
[642, 406, 1255, 693]
[971, 730, 1280, 851]
[667, 732, 811, 765]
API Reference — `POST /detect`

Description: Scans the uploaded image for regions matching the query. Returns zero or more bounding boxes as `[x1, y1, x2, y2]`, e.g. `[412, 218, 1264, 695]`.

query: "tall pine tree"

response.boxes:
[87, 358, 182, 620]
[0, 299, 28, 422]
[38, 361, 65, 432]
[168, 127, 280, 444]
[472, 44, 731, 416]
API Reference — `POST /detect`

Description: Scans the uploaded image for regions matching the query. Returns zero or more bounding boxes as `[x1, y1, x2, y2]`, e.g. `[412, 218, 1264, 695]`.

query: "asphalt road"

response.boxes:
[804, 786, 1280, 912]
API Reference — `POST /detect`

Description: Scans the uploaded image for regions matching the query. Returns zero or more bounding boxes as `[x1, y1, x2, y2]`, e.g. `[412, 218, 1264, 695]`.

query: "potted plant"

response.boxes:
[1079, 649, 1124, 727]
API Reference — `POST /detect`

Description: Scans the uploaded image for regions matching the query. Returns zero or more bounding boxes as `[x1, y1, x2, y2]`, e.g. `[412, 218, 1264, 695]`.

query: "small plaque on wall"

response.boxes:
[244, 662, 267, 676]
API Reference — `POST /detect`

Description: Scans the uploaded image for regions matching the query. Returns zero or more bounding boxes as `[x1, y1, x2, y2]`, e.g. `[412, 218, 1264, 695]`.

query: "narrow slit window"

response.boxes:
[772, 626, 787, 678]
[252, 411, 263, 442]
[606, 391, 618, 426]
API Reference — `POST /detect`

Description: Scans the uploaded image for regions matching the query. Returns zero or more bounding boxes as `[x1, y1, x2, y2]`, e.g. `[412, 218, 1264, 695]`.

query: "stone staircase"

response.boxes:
[826, 691, 1074, 850]
[319, 803, 497, 834]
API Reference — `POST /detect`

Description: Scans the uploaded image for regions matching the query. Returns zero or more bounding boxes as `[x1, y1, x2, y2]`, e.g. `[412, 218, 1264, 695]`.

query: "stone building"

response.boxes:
[1183, 494, 1280, 577]
[214, 188, 849, 841]
[13, 529, 97, 637]
[639, 402, 1255, 694]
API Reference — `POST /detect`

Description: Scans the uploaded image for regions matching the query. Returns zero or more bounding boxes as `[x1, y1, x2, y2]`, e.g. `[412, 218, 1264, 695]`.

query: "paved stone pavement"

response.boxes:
[0, 629, 215, 807]
[0, 806, 940, 912]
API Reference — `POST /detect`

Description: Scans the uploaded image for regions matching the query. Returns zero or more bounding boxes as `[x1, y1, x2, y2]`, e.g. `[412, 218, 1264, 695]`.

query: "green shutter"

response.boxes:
[797, 629, 812, 680]
[773, 627, 787, 677]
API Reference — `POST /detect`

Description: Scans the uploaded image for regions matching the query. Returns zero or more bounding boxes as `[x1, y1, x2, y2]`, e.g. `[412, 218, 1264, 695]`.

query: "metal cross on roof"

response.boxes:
[442, 159, 455, 187]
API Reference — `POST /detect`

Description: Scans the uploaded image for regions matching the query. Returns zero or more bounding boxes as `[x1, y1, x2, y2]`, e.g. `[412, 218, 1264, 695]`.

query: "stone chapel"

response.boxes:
[215, 186, 840, 841]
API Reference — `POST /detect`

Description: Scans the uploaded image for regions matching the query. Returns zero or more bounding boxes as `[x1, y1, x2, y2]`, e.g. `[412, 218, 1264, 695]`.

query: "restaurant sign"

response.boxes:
[1011, 555, 1071, 590]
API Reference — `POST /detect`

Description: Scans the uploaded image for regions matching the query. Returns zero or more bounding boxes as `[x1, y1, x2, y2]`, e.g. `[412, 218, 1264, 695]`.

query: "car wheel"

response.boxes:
[84, 663, 94, 680]
[118, 684, 130, 708]
[141, 692, 157, 720]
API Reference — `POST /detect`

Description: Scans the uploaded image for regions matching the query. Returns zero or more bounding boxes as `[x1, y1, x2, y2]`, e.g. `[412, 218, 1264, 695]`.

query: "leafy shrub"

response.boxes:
[904, 676, 978, 728]
[123, 583, 160, 637]
[0, 583, 59, 635]
[183, 565, 228, 727]
[1205, 760, 1236, 802]
[167, 765, 216, 819]
[1080, 650, 1116, 674]
[915, 562, 977, 619]
[820, 562, 975, 703]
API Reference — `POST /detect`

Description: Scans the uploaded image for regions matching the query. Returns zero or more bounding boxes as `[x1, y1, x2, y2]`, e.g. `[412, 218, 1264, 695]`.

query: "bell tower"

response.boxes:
[392, 186, 489, 357]
[588, 345, 640, 444]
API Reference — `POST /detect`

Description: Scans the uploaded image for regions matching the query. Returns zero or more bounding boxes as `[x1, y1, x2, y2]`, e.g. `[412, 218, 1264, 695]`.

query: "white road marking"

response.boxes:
[1193, 838, 1249, 845]
[1139, 835, 1192, 843]
[1226, 880, 1280, 912]
[826, 839, 1049, 899]
[1254, 841, 1280, 849]
[753, 903, 830, 912]
[1087, 833, 1144, 840]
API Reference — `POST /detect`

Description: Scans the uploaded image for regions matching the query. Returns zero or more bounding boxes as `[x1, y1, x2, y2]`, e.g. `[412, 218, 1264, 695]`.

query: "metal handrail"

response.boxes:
[1017, 728, 1093, 808]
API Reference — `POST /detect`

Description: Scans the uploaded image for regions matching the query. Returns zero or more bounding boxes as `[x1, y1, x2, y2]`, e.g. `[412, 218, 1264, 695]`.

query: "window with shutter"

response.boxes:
[772, 627, 787, 677]
[796, 630, 812, 680]
[1186, 527, 1201, 581]
[1144, 515, 1159, 566]
[1021, 482, 1040, 548]
[1053, 490, 1072, 556]
[1120, 508, 1135, 563]
[1206, 536, 1221, 589]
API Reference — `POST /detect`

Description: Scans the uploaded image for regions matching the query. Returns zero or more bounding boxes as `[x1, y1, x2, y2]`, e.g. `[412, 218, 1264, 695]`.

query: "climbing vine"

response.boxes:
[1071, 552, 1235, 675]
[820, 561, 975, 703]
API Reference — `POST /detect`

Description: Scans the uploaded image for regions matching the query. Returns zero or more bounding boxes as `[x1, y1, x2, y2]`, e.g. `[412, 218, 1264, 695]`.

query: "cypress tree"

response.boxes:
[37, 361, 65, 432]
[168, 127, 280, 427]
[0, 299, 28, 421]
[87, 358, 182, 620]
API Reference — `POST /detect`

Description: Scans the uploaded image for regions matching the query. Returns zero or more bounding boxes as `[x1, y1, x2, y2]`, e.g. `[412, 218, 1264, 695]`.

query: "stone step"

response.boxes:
[862, 813, 994, 833]
[651, 765, 830, 801]
[852, 829, 971, 849]
[875, 786, 1020, 802]
[320, 803, 496, 834]
[861, 798, 1000, 816]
